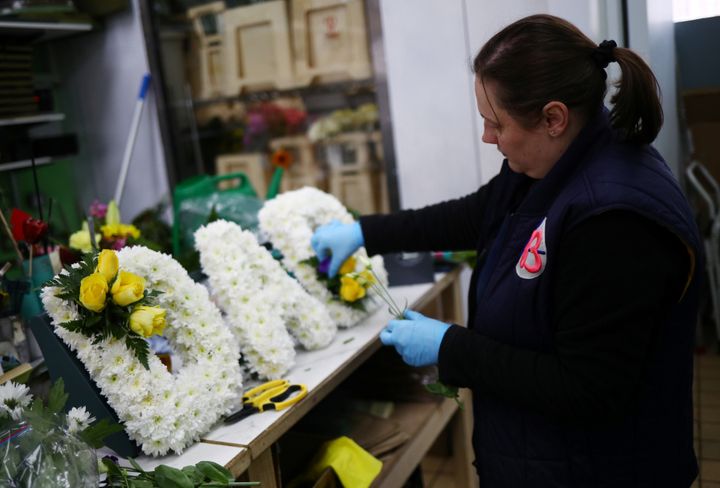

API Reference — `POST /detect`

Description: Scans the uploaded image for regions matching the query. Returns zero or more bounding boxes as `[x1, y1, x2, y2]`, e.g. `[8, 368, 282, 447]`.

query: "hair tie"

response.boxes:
[592, 39, 617, 70]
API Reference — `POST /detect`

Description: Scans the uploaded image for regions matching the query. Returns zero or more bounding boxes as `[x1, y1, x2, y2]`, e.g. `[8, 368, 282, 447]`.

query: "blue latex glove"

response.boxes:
[310, 220, 364, 277]
[379, 310, 452, 367]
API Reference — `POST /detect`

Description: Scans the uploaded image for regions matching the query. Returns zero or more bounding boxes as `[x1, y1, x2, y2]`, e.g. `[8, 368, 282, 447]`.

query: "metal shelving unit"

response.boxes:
[0, 20, 92, 42]
[0, 112, 64, 127]
[0, 157, 53, 173]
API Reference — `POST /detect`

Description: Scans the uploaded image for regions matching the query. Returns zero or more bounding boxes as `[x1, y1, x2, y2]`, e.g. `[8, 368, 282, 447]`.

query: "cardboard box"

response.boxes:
[291, 0, 372, 85]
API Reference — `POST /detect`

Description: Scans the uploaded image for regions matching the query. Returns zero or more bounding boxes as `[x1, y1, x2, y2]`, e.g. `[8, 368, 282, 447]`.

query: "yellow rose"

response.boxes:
[95, 250, 119, 283]
[358, 270, 375, 286]
[79, 273, 109, 312]
[111, 271, 145, 306]
[69, 224, 101, 253]
[340, 276, 366, 303]
[129, 306, 166, 338]
[339, 257, 356, 275]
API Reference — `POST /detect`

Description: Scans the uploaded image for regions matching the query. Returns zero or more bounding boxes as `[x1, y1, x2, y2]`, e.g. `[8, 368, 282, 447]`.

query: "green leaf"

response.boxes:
[155, 465, 194, 488]
[103, 458, 124, 479]
[207, 205, 220, 224]
[128, 457, 147, 475]
[46, 378, 68, 414]
[425, 382, 464, 409]
[47, 253, 97, 297]
[28, 396, 45, 416]
[146, 290, 162, 299]
[129, 480, 155, 488]
[299, 256, 319, 267]
[86, 313, 104, 326]
[196, 461, 233, 483]
[59, 319, 86, 333]
[79, 417, 124, 448]
[126, 334, 151, 370]
[181, 466, 205, 484]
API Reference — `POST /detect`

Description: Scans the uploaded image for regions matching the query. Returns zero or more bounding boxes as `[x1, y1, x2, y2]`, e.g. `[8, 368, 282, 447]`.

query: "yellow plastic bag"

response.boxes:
[291, 436, 382, 488]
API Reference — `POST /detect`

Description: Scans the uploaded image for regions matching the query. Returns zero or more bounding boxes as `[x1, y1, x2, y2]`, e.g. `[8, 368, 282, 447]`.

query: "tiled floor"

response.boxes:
[696, 354, 720, 487]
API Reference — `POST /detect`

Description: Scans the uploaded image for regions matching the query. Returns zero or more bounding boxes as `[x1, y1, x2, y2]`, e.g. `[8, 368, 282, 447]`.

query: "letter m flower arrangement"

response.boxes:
[42, 246, 243, 455]
[258, 188, 388, 328]
[45, 249, 163, 368]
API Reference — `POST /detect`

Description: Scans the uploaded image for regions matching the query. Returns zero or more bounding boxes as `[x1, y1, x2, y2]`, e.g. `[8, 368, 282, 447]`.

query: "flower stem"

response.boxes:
[367, 268, 405, 318]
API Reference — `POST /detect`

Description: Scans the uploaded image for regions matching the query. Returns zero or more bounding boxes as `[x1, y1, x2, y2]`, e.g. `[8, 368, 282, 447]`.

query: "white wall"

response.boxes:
[464, 0, 555, 191]
[53, 0, 169, 222]
[627, 0, 680, 173]
[379, 0, 481, 210]
[380, 0, 626, 211]
[380, 0, 680, 210]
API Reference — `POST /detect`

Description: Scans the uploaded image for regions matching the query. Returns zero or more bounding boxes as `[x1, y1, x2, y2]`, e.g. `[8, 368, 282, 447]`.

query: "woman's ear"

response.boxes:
[543, 101, 569, 137]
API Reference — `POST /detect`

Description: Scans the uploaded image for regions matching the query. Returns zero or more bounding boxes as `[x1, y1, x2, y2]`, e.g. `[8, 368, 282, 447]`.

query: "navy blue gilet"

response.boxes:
[467, 108, 702, 487]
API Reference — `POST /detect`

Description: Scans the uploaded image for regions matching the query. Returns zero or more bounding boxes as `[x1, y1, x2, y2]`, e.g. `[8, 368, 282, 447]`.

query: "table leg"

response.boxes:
[247, 446, 280, 488]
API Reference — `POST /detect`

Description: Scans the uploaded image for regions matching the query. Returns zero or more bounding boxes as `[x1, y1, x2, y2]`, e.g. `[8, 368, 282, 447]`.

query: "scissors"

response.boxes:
[224, 379, 308, 424]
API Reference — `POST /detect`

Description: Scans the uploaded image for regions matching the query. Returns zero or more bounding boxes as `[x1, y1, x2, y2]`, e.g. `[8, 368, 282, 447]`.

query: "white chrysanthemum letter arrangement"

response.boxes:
[42, 246, 243, 456]
[195, 220, 336, 380]
[258, 187, 388, 328]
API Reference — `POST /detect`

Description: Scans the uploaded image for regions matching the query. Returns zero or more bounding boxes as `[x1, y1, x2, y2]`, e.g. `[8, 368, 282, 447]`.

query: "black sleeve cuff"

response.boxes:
[438, 324, 471, 387]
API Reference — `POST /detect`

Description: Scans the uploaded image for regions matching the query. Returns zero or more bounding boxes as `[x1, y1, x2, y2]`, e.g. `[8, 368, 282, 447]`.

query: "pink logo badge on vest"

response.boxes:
[516, 218, 547, 279]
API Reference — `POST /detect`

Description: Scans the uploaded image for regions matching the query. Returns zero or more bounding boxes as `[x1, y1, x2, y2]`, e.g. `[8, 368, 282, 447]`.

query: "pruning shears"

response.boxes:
[224, 379, 307, 424]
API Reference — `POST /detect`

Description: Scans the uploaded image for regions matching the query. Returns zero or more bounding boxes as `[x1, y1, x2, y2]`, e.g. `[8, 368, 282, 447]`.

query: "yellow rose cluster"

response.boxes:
[78, 250, 166, 338]
[338, 257, 375, 303]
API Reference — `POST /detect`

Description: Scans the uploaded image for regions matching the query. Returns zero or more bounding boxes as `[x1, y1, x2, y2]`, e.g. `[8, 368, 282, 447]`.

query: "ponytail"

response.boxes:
[474, 14, 664, 145]
[610, 48, 663, 144]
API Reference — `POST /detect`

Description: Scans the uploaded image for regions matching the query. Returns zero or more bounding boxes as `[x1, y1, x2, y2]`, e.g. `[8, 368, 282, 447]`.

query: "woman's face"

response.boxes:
[474, 76, 564, 179]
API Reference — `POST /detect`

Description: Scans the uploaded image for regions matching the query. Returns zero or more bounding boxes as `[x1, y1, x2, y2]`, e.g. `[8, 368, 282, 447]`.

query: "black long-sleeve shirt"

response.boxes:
[360, 198, 689, 424]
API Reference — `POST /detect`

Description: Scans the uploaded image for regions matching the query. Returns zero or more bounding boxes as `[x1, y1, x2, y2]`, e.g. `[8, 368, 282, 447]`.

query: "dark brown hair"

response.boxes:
[473, 14, 663, 144]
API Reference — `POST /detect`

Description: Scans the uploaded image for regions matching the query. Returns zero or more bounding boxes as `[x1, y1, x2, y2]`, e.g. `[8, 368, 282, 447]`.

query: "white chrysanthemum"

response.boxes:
[0, 381, 32, 421]
[41, 246, 244, 456]
[258, 187, 389, 327]
[67, 406, 95, 434]
[196, 220, 336, 379]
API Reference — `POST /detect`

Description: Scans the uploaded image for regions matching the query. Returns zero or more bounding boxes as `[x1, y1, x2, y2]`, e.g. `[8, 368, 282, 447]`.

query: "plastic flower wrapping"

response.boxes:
[195, 220, 336, 380]
[258, 187, 388, 328]
[0, 379, 122, 487]
[42, 246, 243, 456]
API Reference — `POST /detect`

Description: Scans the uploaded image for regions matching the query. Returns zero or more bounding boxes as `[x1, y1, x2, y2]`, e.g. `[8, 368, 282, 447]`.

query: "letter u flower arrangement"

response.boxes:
[258, 187, 389, 328]
[41, 247, 243, 456]
[195, 220, 336, 380]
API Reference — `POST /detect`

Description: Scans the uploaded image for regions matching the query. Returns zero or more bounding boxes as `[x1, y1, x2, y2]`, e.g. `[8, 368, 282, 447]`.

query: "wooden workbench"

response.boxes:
[134, 267, 478, 487]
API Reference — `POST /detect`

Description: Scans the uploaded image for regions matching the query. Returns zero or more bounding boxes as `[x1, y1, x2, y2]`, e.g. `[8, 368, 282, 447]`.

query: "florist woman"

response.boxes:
[312, 14, 701, 488]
